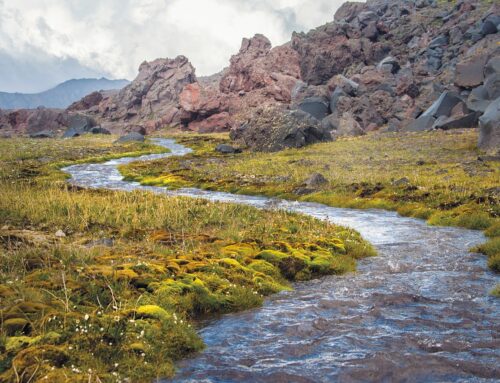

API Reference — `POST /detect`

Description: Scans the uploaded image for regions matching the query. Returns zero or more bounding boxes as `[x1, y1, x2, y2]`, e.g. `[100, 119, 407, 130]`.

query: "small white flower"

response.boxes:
[84, 314, 90, 321]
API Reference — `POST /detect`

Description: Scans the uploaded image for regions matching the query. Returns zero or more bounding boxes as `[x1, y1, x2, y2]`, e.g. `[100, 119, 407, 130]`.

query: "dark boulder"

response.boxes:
[433, 113, 479, 130]
[298, 97, 330, 120]
[62, 128, 83, 138]
[428, 35, 448, 49]
[30, 130, 55, 138]
[215, 144, 240, 154]
[329, 88, 347, 115]
[405, 115, 436, 132]
[485, 56, 500, 78]
[478, 97, 500, 151]
[481, 15, 500, 36]
[67, 114, 96, 131]
[377, 56, 400, 74]
[421, 91, 463, 119]
[114, 132, 145, 143]
[230, 108, 332, 152]
[467, 85, 492, 113]
[90, 126, 111, 135]
[484, 73, 500, 100]
[454, 55, 488, 88]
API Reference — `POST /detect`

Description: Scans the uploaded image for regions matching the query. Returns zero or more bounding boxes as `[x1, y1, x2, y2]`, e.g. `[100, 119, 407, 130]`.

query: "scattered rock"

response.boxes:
[215, 144, 241, 154]
[114, 132, 145, 143]
[393, 177, 410, 186]
[298, 97, 330, 120]
[454, 55, 488, 88]
[478, 97, 500, 151]
[304, 173, 328, 188]
[30, 130, 55, 139]
[55, 230, 66, 238]
[89, 126, 111, 135]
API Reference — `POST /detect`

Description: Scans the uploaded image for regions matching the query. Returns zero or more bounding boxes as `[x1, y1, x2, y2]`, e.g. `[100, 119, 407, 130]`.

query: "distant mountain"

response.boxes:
[0, 78, 130, 109]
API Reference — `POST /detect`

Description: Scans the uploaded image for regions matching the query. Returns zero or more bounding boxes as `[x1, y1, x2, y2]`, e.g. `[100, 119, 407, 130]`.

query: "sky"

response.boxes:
[0, 0, 346, 93]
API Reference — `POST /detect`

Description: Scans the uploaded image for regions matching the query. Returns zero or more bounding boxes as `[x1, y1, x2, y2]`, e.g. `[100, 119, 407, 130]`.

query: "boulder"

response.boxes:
[30, 130, 55, 138]
[467, 85, 492, 113]
[62, 128, 83, 138]
[405, 115, 436, 132]
[433, 112, 479, 130]
[333, 113, 365, 137]
[329, 88, 348, 114]
[377, 56, 400, 74]
[484, 73, 500, 100]
[230, 108, 332, 152]
[454, 55, 488, 88]
[90, 126, 111, 135]
[334, 2, 365, 22]
[215, 144, 240, 154]
[485, 56, 500, 78]
[421, 91, 463, 119]
[478, 97, 500, 150]
[428, 35, 449, 49]
[298, 97, 330, 120]
[114, 132, 145, 143]
[67, 114, 96, 131]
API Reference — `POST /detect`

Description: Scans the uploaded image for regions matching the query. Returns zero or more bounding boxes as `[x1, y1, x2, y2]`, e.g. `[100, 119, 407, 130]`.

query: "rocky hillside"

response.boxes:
[2, 0, 499, 150]
[0, 78, 129, 109]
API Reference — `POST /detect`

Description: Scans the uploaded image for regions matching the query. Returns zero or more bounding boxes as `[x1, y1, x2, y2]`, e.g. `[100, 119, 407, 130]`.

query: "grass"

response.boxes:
[120, 129, 500, 275]
[0, 135, 374, 382]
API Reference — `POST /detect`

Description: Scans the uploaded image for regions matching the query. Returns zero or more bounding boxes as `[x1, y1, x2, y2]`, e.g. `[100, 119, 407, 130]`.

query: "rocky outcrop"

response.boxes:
[220, 34, 300, 102]
[74, 56, 197, 134]
[67, 91, 103, 112]
[230, 107, 332, 152]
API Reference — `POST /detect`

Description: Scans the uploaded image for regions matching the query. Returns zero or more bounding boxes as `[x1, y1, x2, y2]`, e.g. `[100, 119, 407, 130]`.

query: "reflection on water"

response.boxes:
[63, 139, 500, 383]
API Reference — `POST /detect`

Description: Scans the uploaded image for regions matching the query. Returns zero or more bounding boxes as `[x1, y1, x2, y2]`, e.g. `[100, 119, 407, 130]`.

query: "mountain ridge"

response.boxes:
[0, 78, 130, 109]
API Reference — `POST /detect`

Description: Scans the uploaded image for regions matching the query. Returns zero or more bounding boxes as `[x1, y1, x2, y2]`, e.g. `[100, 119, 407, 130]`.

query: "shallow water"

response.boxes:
[63, 138, 500, 382]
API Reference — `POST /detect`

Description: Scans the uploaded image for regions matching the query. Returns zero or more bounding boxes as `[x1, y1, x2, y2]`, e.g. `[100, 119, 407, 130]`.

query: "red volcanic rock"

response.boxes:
[186, 112, 232, 133]
[78, 56, 196, 132]
[220, 34, 300, 102]
[179, 83, 226, 115]
[68, 91, 103, 111]
[0, 108, 69, 135]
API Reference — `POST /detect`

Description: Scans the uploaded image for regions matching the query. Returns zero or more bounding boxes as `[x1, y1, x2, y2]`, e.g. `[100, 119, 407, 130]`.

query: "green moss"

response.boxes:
[255, 249, 290, 264]
[248, 260, 280, 278]
[135, 305, 172, 322]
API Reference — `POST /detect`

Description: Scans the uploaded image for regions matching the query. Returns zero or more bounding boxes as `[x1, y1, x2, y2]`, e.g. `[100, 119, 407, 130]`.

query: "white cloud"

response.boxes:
[0, 0, 346, 92]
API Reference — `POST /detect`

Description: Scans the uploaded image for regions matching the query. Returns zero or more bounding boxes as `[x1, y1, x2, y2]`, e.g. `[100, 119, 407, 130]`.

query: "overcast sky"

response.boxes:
[0, 0, 346, 93]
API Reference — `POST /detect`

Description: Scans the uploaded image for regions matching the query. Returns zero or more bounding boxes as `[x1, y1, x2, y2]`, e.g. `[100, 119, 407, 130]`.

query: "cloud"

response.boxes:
[0, 0, 346, 93]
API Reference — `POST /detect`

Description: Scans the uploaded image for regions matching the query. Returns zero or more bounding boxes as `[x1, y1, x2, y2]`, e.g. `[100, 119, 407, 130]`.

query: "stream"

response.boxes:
[63, 138, 500, 382]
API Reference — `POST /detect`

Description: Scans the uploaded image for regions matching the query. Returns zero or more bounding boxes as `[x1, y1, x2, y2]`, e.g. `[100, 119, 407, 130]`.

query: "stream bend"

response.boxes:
[63, 138, 500, 382]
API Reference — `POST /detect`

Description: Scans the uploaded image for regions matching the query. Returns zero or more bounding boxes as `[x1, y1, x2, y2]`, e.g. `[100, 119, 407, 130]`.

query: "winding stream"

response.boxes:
[63, 138, 500, 382]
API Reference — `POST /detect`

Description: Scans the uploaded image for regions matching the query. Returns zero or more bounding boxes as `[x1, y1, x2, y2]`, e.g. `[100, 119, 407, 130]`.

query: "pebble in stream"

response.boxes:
[63, 139, 500, 383]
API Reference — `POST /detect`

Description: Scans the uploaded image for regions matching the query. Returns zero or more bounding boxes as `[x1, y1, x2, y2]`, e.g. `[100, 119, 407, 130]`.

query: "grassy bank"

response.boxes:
[0, 136, 374, 382]
[120, 130, 500, 276]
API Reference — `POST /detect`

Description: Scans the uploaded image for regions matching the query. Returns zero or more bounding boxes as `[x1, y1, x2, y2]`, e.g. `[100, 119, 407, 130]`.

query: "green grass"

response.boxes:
[0, 135, 373, 382]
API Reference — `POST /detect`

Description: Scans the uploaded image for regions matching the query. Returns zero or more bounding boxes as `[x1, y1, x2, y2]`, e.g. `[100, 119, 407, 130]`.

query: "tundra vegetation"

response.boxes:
[0, 135, 374, 382]
[120, 130, 500, 286]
